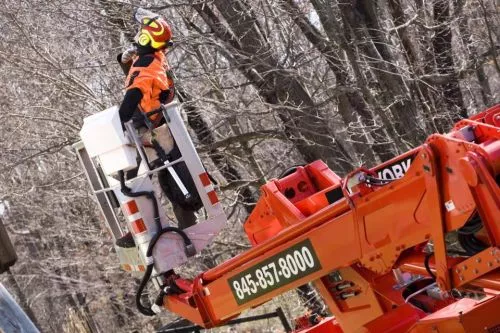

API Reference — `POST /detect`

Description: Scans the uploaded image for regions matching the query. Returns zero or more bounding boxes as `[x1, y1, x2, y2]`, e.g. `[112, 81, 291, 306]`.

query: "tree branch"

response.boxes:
[198, 130, 287, 153]
[0, 139, 77, 172]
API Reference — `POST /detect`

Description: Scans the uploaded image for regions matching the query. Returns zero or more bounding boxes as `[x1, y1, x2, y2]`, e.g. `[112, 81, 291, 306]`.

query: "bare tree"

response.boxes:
[1, 0, 498, 331]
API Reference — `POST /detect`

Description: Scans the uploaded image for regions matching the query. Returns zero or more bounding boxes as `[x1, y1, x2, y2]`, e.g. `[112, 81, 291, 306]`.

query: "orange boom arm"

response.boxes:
[162, 105, 500, 333]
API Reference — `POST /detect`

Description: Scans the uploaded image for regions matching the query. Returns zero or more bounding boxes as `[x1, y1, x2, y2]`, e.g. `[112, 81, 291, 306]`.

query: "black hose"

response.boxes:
[424, 252, 436, 280]
[118, 171, 193, 316]
[423, 214, 486, 283]
[151, 139, 169, 166]
[468, 234, 487, 252]
[279, 165, 305, 179]
[365, 175, 395, 186]
[119, 170, 162, 231]
[457, 213, 488, 256]
[458, 224, 482, 235]
[458, 234, 474, 256]
[458, 233, 487, 256]
[458, 214, 482, 235]
[136, 226, 193, 316]
[136, 265, 156, 316]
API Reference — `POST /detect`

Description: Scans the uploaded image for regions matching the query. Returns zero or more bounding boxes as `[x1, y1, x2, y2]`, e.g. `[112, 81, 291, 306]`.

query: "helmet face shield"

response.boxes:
[134, 8, 159, 26]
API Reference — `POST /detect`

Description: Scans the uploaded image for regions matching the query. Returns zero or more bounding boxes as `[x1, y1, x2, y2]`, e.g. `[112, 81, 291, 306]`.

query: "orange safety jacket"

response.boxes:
[124, 51, 174, 124]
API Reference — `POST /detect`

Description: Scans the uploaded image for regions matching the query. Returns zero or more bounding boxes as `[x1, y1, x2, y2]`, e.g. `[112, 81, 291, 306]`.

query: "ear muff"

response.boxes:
[138, 32, 150, 46]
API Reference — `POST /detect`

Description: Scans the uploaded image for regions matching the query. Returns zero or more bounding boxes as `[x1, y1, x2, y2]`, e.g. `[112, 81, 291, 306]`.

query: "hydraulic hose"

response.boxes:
[119, 170, 162, 231]
[366, 176, 394, 185]
[424, 252, 436, 280]
[457, 213, 487, 256]
[279, 165, 306, 178]
[136, 226, 193, 316]
[117, 171, 194, 316]
[458, 233, 487, 256]
[457, 214, 482, 235]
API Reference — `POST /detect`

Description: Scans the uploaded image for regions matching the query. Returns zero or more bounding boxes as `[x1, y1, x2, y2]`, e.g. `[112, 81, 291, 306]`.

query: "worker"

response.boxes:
[116, 8, 202, 248]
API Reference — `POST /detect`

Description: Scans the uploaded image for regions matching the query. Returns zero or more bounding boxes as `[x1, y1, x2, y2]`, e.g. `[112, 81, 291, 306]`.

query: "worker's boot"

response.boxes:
[115, 232, 136, 248]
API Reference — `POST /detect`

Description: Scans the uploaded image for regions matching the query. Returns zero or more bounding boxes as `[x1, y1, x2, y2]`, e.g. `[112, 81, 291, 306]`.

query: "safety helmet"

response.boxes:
[134, 8, 172, 50]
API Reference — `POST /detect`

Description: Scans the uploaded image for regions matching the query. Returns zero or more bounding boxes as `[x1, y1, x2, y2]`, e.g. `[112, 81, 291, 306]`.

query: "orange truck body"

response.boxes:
[163, 105, 500, 332]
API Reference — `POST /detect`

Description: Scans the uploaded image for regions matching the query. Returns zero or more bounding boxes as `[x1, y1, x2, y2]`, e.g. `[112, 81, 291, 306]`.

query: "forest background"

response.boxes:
[0, 0, 499, 331]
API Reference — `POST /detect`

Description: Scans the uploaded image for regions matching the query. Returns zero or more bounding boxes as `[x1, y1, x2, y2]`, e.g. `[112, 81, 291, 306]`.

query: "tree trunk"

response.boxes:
[194, 1, 354, 173]
[310, 0, 405, 155]
[336, 0, 425, 147]
[280, 0, 396, 163]
[387, 0, 440, 134]
[454, 0, 492, 108]
[432, 0, 467, 121]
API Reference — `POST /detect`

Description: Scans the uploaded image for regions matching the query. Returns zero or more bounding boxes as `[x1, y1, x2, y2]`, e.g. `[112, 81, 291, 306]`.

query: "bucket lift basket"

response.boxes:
[74, 102, 227, 280]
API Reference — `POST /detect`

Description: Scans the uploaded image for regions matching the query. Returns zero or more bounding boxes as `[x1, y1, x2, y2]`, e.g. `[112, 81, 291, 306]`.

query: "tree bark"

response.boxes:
[280, 0, 396, 163]
[432, 0, 467, 121]
[455, 0, 492, 107]
[310, 0, 406, 154]
[336, 0, 425, 147]
[387, 0, 440, 134]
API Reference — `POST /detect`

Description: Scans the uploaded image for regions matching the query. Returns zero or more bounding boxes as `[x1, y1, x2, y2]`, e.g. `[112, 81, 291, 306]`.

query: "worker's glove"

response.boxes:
[121, 46, 137, 64]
